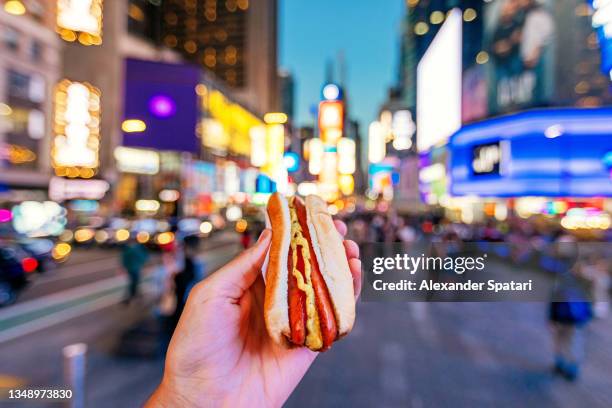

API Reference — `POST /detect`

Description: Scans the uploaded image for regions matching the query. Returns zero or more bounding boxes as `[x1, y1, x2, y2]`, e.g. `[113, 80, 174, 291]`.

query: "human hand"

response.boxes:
[146, 221, 361, 408]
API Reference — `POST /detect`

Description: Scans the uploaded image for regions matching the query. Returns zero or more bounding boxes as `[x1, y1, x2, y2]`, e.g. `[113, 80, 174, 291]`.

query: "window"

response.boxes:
[2, 27, 19, 52]
[30, 40, 42, 62]
[8, 70, 30, 100]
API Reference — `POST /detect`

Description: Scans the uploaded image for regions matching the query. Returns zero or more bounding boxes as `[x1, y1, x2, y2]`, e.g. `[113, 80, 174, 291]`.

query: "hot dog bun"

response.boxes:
[264, 193, 356, 349]
[304, 195, 355, 336]
[263, 193, 291, 345]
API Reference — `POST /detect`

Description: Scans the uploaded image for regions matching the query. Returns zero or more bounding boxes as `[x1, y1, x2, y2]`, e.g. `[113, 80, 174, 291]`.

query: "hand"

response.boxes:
[146, 221, 361, 407]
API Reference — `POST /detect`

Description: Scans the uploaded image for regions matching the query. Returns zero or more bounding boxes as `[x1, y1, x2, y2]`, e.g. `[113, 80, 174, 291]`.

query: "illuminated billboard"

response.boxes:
[52, 80, 101, 178]
[589, 0, 612, 76]
[471, 0, 612, 120]
[318, 100, 344, 145]
[200, 87, 262, 156]
[417, 8, 462, 152]
[449, 108, 612, 197]
[56, 0, 103, 46]
[123, 59, 199, 153]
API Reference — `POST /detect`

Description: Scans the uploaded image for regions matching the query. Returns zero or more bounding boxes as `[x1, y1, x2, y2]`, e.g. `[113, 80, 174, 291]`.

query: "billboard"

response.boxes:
[449, 108, 612, 197]
[417, 8, 462, 152]
[123, 59, 199, 153]
[475, 0, 612, 120]
[484, 0, 556, 115]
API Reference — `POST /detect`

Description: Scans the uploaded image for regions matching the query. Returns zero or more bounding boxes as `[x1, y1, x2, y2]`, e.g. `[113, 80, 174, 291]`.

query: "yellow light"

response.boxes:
[476, 51, 489, 65]
[52, 243, 72, 260]
[74, 228, 95, 243]
[262, 123, 285, 179]
[56, 0, 103, 46]
[136, 231, 150, 243]
[368, 121, 386, 163]
[0, 103, 12, 116]
[135, 199, 160, 212]
[307, 138, 324, 175]
[249, 125, 267, 167]
[264, 112, 288, 124]
[122, 119, 147, 133]
[52, 80, 100, 176]
[463, 8, 477, 22]
[156, 232, 175, 245]
[95, 230, 109, 243]
[204, 90, 262, 156]
[337, 138, 356, 175]
[430, 11, 445, 24]
[235, 219, 248, 233]
[200, 221, 213, 234]
[115, 229, 130, 242]
[414, 22, 429, 36]
[318, 101, 344, 144]
[4, 0, 26, 15]
[338, 174, 355, 196]
[408, 0, 419, 7]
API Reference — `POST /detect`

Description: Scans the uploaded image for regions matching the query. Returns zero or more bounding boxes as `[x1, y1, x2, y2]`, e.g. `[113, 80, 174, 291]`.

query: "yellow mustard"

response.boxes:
[288, 198, 322, 350]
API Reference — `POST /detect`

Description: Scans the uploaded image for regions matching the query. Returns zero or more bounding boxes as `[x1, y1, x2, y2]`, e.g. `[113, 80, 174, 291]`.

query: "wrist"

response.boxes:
[145, 377, 199, 408]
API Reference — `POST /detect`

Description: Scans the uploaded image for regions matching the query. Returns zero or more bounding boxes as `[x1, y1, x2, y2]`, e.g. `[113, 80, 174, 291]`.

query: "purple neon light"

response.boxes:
[148, 95, 176, 118]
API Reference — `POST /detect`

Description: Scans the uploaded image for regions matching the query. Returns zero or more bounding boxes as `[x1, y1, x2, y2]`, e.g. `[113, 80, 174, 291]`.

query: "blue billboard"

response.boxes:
[449, 108, 612, 197]
[123, 59, 200, 153]
[589, 0, 612, 75]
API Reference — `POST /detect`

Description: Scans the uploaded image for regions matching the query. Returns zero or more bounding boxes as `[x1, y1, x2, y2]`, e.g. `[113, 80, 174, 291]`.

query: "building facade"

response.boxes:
[0, 1, 62, 202]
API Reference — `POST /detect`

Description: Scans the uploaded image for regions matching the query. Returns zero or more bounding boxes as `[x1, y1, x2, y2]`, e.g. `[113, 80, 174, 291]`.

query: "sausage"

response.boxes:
[287, 244, 306, 345]
[294, 198, 338, 350]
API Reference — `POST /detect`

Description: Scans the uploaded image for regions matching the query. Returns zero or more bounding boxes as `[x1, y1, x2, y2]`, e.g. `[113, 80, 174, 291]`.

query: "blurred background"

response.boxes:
[0, 0, 611, 406]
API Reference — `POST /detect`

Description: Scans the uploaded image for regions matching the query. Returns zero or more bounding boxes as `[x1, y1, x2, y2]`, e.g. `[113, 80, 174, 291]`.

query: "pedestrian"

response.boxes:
[240, 228, 252, 249]
[548, 247, 593, 381]
[170, 235, 201, 330]
[120, 236, 149, 305]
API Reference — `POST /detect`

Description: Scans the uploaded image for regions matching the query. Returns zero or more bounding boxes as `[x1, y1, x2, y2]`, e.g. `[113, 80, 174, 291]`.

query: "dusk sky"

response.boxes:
[279, 0, 405, 129]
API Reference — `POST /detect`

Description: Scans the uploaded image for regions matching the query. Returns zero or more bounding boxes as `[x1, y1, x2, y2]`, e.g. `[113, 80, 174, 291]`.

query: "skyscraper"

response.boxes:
[158, 0, 278, 115]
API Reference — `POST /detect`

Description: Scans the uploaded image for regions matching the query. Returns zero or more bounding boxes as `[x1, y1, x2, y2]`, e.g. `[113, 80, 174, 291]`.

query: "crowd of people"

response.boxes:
[343, 208, 610, 381]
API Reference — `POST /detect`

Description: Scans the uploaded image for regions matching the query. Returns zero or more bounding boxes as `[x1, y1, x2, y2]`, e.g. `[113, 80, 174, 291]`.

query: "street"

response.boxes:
[1, 239, 611, 407]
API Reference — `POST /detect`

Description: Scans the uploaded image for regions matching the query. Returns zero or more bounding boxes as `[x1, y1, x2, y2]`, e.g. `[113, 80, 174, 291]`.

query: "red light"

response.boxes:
[22, 257, 38, 273]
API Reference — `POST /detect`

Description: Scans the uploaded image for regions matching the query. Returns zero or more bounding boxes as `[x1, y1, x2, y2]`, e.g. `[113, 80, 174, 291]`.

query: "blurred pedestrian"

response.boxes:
[170, 235, 202, 330]
[548, 246, 593, 381]
[120, 237, 149, 305]
[240, 228, 252, 249]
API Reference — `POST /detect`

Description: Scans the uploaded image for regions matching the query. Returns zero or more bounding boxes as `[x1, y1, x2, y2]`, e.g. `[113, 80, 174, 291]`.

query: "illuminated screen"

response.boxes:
[123, 59, 199, 153]
[473, 0, 612, 120]
[417, 8, 462, 153]
[449, 108, 612, 197]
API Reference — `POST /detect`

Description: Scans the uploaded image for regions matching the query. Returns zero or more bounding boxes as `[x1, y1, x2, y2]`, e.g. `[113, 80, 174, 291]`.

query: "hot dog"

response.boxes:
[263, 193, 356, 352]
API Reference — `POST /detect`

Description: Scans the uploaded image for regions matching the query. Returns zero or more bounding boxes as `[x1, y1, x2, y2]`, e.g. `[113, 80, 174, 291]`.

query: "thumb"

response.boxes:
[211, 229, 272, 299]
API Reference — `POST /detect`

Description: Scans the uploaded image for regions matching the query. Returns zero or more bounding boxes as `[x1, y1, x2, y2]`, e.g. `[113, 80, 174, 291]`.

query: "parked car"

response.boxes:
[0, 244, 36, 306]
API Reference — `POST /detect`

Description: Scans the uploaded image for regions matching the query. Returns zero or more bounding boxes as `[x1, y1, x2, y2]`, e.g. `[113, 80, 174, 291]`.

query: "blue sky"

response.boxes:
[279, 0, 405, 129]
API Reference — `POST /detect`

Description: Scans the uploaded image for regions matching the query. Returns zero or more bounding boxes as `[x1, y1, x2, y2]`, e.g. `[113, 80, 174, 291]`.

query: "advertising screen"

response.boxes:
[123, 59, 200, 153]
[464, 0, 612, 121]
[416, 8, 462, 153]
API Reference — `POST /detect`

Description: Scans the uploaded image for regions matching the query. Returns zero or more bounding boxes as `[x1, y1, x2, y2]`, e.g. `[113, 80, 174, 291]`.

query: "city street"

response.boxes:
[1, 0, 612, 406]
[1, 249, 611, 407]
